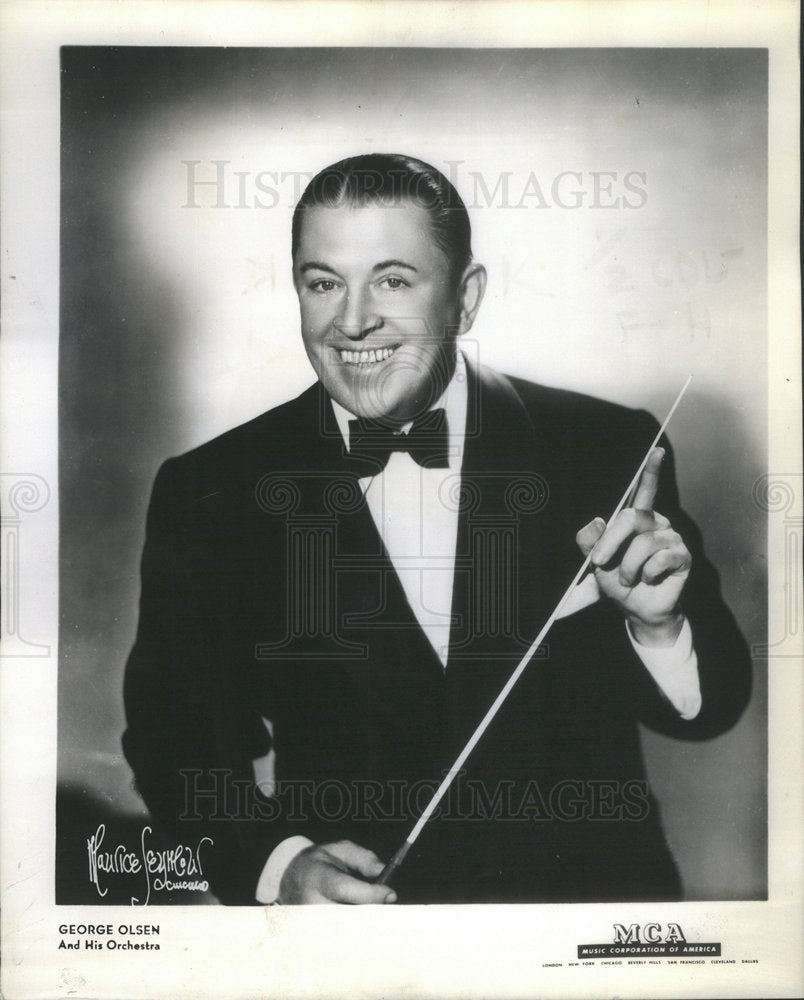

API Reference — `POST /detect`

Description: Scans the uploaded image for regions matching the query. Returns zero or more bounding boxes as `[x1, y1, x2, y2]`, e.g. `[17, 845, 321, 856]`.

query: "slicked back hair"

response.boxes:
[291, 153, 473, 286]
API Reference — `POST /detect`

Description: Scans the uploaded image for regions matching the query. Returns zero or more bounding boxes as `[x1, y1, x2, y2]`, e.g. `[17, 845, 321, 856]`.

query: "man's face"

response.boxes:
[293, 201, 463, 423]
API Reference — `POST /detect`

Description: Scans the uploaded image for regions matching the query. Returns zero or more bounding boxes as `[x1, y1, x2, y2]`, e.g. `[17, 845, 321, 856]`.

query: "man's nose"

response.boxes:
[333, 288, 382, 340]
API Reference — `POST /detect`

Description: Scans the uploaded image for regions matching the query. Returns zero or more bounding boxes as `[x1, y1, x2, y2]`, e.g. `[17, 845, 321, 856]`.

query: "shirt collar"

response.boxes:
[330, 350, 468, 470]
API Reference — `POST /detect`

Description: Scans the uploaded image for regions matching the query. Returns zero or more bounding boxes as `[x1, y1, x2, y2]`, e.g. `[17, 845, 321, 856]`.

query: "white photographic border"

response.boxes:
[1, 2, 800, 998]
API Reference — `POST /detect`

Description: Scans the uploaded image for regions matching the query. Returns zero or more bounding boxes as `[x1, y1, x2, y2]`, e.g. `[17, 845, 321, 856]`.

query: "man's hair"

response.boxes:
[291, 153, 473, 283]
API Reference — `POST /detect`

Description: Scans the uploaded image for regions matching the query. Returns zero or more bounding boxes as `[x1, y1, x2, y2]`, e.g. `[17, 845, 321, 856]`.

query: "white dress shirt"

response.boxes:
[255, 356, 701, 903]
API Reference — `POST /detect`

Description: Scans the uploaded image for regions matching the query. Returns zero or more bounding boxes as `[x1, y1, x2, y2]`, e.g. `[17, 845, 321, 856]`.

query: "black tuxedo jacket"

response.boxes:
[123, 363, 751, 904]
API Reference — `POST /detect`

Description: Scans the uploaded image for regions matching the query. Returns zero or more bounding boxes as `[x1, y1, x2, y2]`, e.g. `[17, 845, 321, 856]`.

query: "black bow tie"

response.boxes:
[347, 408, 450, 474]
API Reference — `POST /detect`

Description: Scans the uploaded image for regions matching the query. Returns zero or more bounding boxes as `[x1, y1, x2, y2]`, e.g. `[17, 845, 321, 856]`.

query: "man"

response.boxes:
[123, 153, 751, 905]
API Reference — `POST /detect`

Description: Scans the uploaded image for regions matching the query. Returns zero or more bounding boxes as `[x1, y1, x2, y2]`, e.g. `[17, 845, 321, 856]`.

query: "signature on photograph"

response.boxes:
[86, 823, 212, 905]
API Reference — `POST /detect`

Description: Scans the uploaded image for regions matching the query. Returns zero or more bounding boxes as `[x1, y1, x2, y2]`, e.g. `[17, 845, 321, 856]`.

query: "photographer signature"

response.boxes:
[86, 823, 212, 905]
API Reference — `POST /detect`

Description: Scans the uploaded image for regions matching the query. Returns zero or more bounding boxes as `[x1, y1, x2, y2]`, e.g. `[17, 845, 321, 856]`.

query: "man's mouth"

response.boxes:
[337, 345, 400, 366]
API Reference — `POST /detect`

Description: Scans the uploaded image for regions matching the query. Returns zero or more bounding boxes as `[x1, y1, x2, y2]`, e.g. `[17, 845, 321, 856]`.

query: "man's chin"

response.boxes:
[326, 378, 418, 424]
[336, 395, 408, 423]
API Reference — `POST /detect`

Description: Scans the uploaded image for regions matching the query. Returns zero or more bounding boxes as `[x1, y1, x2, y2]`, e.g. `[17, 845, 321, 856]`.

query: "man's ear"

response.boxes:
[455, 262, 487, 336]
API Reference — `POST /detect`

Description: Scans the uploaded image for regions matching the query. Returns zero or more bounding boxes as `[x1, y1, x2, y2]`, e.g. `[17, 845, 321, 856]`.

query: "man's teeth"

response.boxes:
[338, 346, 398, 364]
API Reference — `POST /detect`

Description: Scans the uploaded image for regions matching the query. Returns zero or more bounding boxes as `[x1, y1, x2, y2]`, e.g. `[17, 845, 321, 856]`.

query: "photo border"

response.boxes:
[1, 2, 800, 998]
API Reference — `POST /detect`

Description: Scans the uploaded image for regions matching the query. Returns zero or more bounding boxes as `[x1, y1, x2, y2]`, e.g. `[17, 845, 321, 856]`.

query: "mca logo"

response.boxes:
[577, 921, 720, 959]
[613, 923, 687, 945]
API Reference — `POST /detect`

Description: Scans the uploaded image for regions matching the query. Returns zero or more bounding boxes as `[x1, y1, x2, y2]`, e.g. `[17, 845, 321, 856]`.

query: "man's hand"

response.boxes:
[277, 840, 398, 904]
[574, 447, 691, 647]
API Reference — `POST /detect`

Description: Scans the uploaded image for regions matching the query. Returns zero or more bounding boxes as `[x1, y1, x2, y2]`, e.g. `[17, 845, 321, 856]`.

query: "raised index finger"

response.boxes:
[632, 446, 665, 511]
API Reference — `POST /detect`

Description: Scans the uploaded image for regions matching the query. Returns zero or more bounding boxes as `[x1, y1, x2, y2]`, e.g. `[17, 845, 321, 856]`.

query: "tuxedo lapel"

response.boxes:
[446, 362, 574, 672]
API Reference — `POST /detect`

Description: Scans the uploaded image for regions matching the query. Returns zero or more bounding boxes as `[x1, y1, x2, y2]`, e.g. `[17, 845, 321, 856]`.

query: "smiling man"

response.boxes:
[292, 178, 484, 424]
[123, 153, 751, 906]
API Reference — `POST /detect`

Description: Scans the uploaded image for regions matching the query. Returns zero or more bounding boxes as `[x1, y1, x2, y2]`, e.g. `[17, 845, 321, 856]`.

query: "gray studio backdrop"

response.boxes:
[58, 47, 767, 901]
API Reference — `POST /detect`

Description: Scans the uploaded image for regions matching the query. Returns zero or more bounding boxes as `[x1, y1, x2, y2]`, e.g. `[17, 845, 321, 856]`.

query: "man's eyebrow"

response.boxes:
[298, 261, 338, 275]
[373, 259, 418, 273]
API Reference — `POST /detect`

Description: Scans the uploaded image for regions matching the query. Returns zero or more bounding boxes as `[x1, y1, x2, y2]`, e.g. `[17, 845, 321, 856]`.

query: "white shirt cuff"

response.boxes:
[255, 835, 314, 904]
[626, 617, 702, 720]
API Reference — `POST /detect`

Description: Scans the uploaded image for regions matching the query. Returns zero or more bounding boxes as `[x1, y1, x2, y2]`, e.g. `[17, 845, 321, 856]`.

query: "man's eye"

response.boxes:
[378, 276, 408, 290]
[309, 279, 338, 293]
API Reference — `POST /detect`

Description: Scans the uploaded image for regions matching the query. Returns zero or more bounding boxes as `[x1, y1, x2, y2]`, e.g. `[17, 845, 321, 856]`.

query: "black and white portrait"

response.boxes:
[54, 46, 768, 910]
